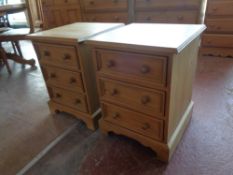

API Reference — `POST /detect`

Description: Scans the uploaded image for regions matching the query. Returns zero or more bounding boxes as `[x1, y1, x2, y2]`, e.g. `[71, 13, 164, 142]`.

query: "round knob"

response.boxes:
[70, 77, 76, 84]
[44, 51, 50, 57]
[177, 16, 184, 21]
[55, 93, 62, 98]
[115, 16, 120, 21]
[107, 60, 115, 68]
[110, 89, 118, 96]
[213, 7, 217, 11]
[89, 1, 94, 5]
[141, 96, 150, 105]
[141, 65, 150, 74]
[217, 26, 222, 30]
[112, 112, 120, 119]
[146, 16, 151, 21]
[141, 123, 150, 130]
[75, 99, 81, 104]
[50, 73, 56, 78]
[63, 54, 71, 60]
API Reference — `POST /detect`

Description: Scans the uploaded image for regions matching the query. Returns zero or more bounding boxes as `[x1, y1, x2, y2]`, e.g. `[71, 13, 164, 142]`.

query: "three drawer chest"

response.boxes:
[28, 23, 124, 130]
[87, 23, 206, 161]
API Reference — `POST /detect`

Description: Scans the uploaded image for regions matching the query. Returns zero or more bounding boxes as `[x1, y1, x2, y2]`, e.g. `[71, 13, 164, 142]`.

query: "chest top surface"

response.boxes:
[28, 22, 124, 43]
[86, 23, 206, 53]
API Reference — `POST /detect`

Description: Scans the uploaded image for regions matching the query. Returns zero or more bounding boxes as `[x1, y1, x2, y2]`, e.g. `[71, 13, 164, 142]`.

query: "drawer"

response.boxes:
[95, 49, 167, 88]
[84, 12, 128, 23]
[37, 43, 80, 71]
[135, 10, 198, 24]
[83, 0, 128, 11]
[135, 0, 201, 10]
[99, 79, 165, 118]
[202, 34, 233, 48]
[42, 66, 84, 93]
[102, 103, 164, 141]
[206, 18, 233, 33]
[50, 87, 88, 112]
[207, 1, 233, 16]
[54, 0, 79, 5]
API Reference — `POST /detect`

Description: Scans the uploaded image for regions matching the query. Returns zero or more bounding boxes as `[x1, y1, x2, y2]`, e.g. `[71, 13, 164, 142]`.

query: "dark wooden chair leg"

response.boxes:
[0, 47, 11, 74]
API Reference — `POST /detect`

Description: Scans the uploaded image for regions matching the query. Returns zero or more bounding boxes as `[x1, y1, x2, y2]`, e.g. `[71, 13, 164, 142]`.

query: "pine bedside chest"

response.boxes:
[28, 22, 124, 130]
[87, 23, 206, 161]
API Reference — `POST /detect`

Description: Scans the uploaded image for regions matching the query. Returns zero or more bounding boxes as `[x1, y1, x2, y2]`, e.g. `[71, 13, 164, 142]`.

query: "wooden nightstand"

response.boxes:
[28, 22, 124, 130]
[87, 23, 206, 161]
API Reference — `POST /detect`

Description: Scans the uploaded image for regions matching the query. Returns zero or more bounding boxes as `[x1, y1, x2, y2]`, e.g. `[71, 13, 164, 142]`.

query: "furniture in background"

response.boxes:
[41, 0, 83, 30]
[0, 0, 36, 74]
[81, 0, 130, 23]
[40, 0, 206, 29]
[28, 22, 124, 130]
[87, 23, 206, 162]
[201, 0, 233, 57]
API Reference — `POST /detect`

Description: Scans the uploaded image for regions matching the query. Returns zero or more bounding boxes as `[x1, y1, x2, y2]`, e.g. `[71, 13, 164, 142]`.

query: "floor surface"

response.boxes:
[0, 41, 78, 175]
[24, 56, 233, 175]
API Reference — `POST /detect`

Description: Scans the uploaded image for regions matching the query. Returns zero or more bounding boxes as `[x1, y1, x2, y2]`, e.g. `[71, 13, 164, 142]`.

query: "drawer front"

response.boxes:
[99, 79, 165, 118]
[85, 12, 128, 23]
[206, 18, 233, 33]
[135, 0, 201, 10]
[83, 0, 128, 11]
[135, 10, 198, 24]
[202, 34, 233, 48]
[42, 66, 84, 93]
[50, 87, 88, 112]
[54, 0, 80, 5]
[102, 103, 164, 141]
[95, 49, 167, 88]
[37, 43, 80, 71]
[207, 1, 233, 16]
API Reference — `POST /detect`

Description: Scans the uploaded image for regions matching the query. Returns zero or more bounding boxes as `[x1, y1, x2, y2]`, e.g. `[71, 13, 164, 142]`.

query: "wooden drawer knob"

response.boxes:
[112, 112, 120, 119]
[141, 123, 150, 130]
[110, 89, 118, 96]
[50, 73, 56, 78]
[55, 93, 62, 98]
[115, 16, 120, 21]
[146, 16, 151, 21]
[64, 0, 68, 3]
[63, 54, 71, 60]
[70, 77, 76, 84]
[75, 99, 81, 104]
[141, 65, 150, 74]
[107, 60, 115, 68]
[177, 16, 184, 21]
[44, 51, 50, 57]
[89, 1, 94, 5]
[91, 17, 97, 21]
[141, 96, 150, 105]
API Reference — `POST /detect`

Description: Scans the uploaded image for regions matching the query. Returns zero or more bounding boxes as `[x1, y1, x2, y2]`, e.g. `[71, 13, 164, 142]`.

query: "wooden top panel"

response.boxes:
[87, 23, 206, 53]
[27, 22, 124, 43]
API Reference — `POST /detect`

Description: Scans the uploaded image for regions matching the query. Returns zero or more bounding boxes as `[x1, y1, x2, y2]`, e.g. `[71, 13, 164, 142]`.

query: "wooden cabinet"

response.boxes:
[81, 0, 130, 23]
[134, 0, 206, 24]
[87, 23, 206, 161]
[41, 0, 83, 29]
[28, 23, 124, 130]
[40, 0, 205, 29]
[201, 0, 233, 57]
